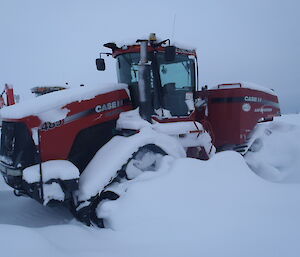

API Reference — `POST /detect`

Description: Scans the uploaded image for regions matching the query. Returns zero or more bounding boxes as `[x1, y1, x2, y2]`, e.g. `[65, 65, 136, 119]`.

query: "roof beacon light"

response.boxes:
[149, 33, 157, 42]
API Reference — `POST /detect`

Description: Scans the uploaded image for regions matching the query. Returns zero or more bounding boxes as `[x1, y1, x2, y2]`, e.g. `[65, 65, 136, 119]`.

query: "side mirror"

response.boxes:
[165, 46, 176, 62]
[96, 58, 106, 71]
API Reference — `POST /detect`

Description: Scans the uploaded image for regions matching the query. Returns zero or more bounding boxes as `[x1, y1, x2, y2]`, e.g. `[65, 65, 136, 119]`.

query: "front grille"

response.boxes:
[0, 121, 38, 169]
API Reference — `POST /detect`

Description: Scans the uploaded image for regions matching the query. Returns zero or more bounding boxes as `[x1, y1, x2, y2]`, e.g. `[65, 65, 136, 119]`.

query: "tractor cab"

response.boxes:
[97, 34, 198, 119]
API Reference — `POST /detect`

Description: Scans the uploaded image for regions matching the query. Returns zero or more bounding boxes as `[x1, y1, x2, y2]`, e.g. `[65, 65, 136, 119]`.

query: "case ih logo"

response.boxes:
[244, 96, 262, 102]
[95, 100, 124, 113]
[41, 99, 126, 131]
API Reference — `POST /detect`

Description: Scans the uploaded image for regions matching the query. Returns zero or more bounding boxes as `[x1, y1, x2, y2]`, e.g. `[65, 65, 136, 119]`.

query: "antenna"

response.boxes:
[171, 14, 176, 43]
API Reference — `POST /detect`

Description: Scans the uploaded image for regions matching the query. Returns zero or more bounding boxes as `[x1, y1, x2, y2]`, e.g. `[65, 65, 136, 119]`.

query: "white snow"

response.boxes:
[23, 160, 79, 183]
[0, 113, 300, 257]
[117, 108, 204, 134]
[0, 83, 128, 122]
[117, 108, 215, 153]
[43, 182, 65, 205]
[116, 108, 150, 131]
[245, 114, 300, 182]
[78, 126, 186, 202]
[79, 109, 214, 203]
[16, 159, 79, 207]
[38, 107, 70, 123]
[31, 128, 39, 145]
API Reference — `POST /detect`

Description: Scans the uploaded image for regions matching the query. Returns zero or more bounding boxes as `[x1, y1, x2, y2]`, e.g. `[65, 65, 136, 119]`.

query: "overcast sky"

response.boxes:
[0, 0, 299, 113]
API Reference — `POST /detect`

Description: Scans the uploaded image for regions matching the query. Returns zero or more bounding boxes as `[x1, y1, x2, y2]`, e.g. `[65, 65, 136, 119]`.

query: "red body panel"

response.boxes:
[39, 89, 132, 161]
[196, 86, 280, 147]
[41, 90, 131, 161]
[3, 89, 132, 162]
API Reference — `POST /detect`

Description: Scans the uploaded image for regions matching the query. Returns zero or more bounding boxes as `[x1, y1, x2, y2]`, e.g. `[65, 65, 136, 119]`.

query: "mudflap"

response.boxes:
[186, 146, 210, 160]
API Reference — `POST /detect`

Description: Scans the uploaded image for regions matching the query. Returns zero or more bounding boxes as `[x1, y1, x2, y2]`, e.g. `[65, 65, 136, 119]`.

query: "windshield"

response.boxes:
[157, 54, 195, 90]
[117, 53, 141, 85]
[116, 51, 196, 116]
[116, 52, 195, 88]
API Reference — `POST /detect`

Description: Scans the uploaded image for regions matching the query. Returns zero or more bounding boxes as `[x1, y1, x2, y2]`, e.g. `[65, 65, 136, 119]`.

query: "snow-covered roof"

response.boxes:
[109, 36, 196, 51]
[0, 83, 128, 121]
[210, 82, 277, 96]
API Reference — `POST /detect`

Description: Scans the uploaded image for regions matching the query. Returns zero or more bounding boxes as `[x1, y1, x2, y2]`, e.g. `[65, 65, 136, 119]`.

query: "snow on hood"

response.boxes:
[0, 83, 128, 122]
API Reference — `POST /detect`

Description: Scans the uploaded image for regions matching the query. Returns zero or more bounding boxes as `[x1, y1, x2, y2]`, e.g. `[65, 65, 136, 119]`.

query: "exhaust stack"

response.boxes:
[137, 40, 152, 122]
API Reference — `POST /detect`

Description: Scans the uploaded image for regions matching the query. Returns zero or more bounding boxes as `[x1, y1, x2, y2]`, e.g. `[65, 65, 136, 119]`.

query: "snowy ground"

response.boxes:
[1, 114, 300, 257]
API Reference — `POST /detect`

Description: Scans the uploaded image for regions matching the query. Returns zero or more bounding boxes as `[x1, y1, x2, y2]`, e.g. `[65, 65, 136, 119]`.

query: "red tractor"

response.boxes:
[0, 34, 280, 226]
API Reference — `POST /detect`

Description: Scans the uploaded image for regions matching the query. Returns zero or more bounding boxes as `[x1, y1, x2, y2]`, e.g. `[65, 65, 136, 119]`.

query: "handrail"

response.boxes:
[217, 83, 242, 89]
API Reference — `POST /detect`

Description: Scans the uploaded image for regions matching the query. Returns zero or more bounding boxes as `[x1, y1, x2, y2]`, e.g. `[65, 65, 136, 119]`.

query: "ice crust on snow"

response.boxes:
[23, 160, 79, 183]
[0, 83, 128, 122]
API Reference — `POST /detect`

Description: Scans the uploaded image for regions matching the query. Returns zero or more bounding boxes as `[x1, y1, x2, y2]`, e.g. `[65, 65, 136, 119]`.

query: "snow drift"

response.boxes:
[245, 114, 300, 182]
[0, 114, 300, 257]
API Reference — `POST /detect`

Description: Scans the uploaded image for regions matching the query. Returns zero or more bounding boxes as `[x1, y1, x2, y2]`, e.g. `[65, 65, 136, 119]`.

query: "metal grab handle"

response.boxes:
[217, 83, 242, 89]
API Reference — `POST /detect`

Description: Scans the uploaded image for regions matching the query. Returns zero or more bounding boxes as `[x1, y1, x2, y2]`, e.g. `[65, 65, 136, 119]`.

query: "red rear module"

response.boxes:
[196, 83, 280, 148]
